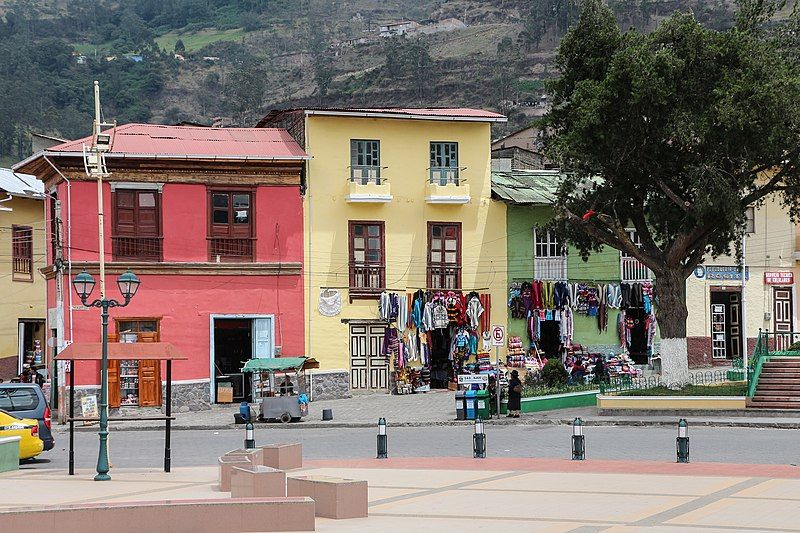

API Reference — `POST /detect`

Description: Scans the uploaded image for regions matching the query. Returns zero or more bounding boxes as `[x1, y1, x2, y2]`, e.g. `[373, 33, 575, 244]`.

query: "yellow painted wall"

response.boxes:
[686, 194, 797, 342]
[0, 196, 46, 378]
[303, 115, 508, 373]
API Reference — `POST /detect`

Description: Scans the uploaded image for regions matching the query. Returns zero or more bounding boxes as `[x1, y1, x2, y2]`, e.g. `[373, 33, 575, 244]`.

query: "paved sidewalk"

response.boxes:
[54, 389, 800, 434]
[4, 459, 800, 531]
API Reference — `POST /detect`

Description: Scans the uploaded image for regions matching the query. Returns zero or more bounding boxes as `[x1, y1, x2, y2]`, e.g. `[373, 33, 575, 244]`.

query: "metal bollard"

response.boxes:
[377, 418, 388, 459]
[473, 417, 486, 458]
[571, 417, 585, 460]
[676, 419, 689, 463]
[244, 421, 255, 449]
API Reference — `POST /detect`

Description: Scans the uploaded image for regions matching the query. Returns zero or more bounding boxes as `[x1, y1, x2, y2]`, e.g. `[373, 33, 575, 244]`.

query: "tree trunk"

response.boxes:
[654, 269, 691, 388]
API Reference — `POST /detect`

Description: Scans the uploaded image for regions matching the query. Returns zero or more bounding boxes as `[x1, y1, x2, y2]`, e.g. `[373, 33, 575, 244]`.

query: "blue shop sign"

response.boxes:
[695, 265, 749, 281]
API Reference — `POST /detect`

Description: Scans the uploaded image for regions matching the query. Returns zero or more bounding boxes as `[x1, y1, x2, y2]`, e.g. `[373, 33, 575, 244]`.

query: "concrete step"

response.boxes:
[758, 372, 800, 378]
[756, 384, 800, 392]
[751, 396, 800, 403]
[747, 400, 800, 409]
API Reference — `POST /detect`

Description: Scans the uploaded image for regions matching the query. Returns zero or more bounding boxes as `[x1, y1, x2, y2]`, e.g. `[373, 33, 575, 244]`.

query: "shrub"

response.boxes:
[540, 358, 568, 387]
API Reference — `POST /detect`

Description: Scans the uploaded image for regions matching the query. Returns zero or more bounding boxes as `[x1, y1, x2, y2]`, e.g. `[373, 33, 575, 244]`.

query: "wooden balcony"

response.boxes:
[208, 237, 255, 262]
[112, 236, 163, 261]
[349, 263, 385, 298]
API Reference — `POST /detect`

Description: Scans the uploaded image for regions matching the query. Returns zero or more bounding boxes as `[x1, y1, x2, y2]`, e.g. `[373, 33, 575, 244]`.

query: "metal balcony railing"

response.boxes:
[534, 256, 567, 281]
[349, 166, 382, 185]
[112, 236, 162, 261]
[621, 256, 651, 282]
[429, 167, 460, 186]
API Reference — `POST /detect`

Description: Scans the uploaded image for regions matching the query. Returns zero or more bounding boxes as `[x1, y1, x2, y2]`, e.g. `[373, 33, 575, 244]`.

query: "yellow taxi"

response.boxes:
[0, 409, 44, 460]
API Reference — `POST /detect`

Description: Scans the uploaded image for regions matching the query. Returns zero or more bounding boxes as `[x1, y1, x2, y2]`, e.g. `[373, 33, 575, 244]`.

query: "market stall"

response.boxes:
[241, 357, 318, 423]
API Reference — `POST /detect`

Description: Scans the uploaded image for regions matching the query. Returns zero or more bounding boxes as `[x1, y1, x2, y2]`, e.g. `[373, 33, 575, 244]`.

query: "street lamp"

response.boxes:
[72, 268, 140, 481]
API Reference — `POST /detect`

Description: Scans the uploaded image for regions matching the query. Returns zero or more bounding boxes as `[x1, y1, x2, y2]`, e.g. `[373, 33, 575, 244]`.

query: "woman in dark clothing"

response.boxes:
[507, 370, 522, 418]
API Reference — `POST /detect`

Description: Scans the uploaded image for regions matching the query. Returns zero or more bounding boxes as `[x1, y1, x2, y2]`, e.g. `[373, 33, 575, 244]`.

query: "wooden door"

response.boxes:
[137, 332, 161, 406]
[349, 323, 388, 390]
[107, 333, 121, 408]
[774, 288, 794, 350]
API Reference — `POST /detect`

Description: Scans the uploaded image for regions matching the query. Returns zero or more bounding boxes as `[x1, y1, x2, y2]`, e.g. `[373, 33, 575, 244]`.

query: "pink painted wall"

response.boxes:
[51, 181, 305, 387]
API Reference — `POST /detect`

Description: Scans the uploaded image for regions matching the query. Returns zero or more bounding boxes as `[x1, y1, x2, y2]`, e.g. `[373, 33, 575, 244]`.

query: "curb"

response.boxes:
[55, 417, 800, 433]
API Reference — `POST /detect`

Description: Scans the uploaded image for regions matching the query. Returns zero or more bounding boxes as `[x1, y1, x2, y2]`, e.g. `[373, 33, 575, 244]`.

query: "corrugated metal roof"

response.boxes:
[256, 107, 507, 127]
[491, 169, 564, 205]
[47, 124, 308, 159]
[0, 168, 44, 198]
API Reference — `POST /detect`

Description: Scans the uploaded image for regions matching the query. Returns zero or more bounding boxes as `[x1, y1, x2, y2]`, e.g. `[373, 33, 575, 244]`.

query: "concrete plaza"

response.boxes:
[4, 458, 800, 531]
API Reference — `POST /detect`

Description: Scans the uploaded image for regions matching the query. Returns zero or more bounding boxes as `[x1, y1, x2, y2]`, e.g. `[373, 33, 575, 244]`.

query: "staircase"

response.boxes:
[747, 358, 800, 409]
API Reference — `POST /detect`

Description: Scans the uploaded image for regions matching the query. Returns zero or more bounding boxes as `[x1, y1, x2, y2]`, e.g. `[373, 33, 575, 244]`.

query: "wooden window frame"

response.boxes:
[427, 222, 462, 290]
[115, 317, 162, 339]
[429, 141, 459, 185]
[348, 220, 386, 299]
[11, 225, 33, 282]
[111, 189, 163, 261]
[207, 188, 256, 262]
[350, 139, 381, 183]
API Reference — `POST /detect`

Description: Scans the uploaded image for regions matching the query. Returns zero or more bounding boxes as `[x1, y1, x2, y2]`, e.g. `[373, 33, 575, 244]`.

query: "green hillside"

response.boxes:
[0, 0, 793, 165]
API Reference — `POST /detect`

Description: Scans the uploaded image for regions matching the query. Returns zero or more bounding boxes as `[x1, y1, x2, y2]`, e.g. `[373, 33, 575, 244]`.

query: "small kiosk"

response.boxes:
[241, 357, 318, 423]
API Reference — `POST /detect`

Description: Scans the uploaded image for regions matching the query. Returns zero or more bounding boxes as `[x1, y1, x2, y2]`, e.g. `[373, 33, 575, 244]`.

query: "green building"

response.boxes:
[492, 169, 656, 357]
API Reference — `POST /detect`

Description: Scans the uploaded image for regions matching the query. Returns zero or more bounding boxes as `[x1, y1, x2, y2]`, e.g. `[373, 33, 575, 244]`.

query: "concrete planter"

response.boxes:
[597, 395, 747, 411]
[501, 390, 600, 414]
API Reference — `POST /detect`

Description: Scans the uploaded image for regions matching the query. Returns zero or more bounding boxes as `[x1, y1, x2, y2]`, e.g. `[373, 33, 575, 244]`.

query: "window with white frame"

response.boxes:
[620, 230, 651, 281]
[533, 229, 567, 280]
[745, 207, 755, 234]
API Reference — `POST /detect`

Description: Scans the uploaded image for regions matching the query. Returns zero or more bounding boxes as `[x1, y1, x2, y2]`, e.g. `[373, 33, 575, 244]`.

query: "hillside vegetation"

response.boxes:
[0, 0, 787, 165]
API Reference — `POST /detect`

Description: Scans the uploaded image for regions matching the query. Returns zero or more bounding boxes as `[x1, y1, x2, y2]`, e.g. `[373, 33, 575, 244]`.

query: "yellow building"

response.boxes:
[259, 108, 508, 397]
[0, 169, 46, 380]
[685, 193, 799, 366]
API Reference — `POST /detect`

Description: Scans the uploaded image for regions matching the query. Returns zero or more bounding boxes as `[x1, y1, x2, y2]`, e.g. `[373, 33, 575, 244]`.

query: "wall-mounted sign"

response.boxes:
[764, 272, 794, 285]
[696, 266, 750, 281]
[458, 374, 489, 385]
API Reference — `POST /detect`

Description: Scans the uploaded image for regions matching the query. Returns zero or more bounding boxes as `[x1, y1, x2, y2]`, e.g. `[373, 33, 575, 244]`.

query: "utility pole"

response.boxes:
[741, 231, 748, 382]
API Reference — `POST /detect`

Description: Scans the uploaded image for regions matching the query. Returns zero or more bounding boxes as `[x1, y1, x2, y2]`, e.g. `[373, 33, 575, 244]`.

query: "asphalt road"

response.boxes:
[27, 425, 800, 471]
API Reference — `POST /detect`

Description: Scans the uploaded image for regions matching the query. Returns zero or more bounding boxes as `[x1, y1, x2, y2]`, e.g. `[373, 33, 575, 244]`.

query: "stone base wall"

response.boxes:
[65, 380, 211, 414]
[309, 370, 351, 401]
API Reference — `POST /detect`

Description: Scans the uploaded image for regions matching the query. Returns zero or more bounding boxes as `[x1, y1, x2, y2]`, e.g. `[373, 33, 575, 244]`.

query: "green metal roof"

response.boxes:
[241, 357, 319, 372]
[491, 170, 564, 205]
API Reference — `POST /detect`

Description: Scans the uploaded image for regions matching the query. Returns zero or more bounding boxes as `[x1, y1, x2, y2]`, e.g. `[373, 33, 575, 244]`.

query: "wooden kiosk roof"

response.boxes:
[55, 342, 187, 361]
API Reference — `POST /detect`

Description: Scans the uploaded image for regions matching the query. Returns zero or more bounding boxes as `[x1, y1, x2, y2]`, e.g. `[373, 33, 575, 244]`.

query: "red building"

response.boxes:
[16, 124, 307, 410]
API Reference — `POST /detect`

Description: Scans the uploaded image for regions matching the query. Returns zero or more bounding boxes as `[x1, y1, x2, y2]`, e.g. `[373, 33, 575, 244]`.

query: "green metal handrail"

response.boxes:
[747, 329, 800, 397]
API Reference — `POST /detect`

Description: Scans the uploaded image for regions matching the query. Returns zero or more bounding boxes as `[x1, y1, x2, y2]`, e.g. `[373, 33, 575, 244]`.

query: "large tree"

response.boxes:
[546, 0, 800, 385]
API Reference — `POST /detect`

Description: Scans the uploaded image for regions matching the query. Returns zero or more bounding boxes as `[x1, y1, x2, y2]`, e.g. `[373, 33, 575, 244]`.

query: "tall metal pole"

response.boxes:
[91, 80, 110, 481]
[741, 231, 748, 383]
[95, 302, 110, 481]
[495, 345, 501, 418]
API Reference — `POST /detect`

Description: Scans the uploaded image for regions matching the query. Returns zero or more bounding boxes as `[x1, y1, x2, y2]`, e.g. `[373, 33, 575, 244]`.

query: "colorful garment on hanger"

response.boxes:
[466, 292, 484, 329]
[397, 294, 408, 332]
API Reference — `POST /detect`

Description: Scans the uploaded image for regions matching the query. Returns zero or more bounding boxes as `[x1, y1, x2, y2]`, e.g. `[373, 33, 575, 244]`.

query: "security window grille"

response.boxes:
[430, 142, 459, 185]
[428, 223, 461, 289]
[349, 221, 385, 296]
[533, 229, 567, 280]
[12, 225, 33, 281]
[112, 189, 162, 261]
[620, 230, 652, 281]
[208, 191, 254, 262]
[350, 140, 381, 184]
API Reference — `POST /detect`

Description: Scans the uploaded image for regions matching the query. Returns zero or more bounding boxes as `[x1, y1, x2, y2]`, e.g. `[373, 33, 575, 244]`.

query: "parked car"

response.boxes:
[0, 409, 44, 460]
[0, 384, 54, 451]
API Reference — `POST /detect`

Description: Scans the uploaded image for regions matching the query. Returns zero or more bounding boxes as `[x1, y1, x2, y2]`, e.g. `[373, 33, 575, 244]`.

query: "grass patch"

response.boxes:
[616, 383, 747, 397]
[155, 28, 248, 52]
[71, 42, 112, 55]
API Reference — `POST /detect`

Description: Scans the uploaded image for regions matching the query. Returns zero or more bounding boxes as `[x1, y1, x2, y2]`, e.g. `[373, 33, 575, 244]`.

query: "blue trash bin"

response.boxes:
[465, 390, 477, 420]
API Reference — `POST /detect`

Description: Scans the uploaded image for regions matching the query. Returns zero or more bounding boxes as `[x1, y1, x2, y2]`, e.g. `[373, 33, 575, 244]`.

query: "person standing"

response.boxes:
[507, 370, 522, 418]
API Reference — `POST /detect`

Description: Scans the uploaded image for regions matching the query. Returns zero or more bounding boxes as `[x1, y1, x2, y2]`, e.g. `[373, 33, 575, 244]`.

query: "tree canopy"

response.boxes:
[545, 0, 800, 383]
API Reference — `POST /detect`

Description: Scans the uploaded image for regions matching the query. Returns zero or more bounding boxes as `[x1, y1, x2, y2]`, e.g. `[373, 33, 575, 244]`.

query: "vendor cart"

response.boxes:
[241, 357, 319, 423]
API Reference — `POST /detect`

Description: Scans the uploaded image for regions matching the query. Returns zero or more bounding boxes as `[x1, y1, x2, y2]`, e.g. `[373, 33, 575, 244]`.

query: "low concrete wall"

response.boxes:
[0, 437, 20, 473]
[501, 390, 600, 414]
[0, 497, 315, 533]
[309, 369, 351, 401]
[597, 395, 747, 411]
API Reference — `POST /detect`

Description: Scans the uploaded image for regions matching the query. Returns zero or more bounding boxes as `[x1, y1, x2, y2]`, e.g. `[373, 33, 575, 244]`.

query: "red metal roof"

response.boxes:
[55, 342, 187, 361]
[48, 124, 307, 159]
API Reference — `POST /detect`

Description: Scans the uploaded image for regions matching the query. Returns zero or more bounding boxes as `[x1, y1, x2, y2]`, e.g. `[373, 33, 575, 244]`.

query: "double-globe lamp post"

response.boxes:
[72, 268, 141, 481]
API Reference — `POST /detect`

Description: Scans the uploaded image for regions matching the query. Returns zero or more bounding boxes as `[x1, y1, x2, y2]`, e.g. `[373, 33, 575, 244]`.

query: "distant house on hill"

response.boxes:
[417, 18, 466, 35]
[379, 21, 419, 37]
[491, 125, 551, 171]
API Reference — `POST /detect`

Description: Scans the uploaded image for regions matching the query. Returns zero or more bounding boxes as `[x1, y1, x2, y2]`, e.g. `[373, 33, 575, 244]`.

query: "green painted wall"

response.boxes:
[505, 204, 623, 351]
